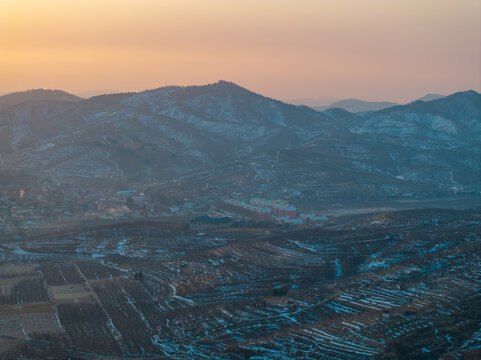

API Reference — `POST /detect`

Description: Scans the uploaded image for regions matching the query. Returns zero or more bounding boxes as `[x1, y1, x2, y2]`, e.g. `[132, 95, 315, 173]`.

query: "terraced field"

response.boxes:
[0, 208, 479, 359]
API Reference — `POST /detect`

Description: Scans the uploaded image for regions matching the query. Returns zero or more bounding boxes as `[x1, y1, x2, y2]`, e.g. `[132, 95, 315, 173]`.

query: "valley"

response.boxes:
[0, 83, 479, 359]
[0, 83, 479, 237]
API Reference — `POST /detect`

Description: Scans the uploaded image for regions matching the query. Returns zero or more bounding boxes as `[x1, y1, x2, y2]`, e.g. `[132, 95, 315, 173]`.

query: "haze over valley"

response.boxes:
[1, 0, 480, 359]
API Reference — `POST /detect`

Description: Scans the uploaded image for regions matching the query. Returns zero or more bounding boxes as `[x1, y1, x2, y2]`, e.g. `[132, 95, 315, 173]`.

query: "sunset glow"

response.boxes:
[1, 0, 480, 101]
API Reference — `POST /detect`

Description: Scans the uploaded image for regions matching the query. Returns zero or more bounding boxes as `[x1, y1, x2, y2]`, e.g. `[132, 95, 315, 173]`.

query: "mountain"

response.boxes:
[310, 94, 446, 113]
[314, 98, 399, 112]
[0, 81, 327, 182]
[0, 82, 479, 202]
[287, 96, 339, 107]
[0, 89, 81, 107]
[414, 93, 445, 102]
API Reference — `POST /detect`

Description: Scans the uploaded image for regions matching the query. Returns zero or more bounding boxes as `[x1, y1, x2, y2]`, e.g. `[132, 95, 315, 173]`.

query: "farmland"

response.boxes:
[0, 208, 479, 359]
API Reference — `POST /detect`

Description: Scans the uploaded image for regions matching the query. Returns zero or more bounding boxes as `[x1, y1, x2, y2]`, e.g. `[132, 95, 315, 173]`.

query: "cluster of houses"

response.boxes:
[223, 198, 295, 221]
[221, 197, 307, 225]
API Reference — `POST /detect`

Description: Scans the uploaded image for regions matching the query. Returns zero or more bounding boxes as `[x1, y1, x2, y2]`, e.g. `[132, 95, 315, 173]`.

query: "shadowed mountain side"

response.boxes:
[0, 82, 479, 199]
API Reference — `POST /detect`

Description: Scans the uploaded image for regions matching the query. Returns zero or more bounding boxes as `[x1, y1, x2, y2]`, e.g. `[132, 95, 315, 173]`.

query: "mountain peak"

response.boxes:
[426, 89, 479, 104]
[378, 89, 481, 119]
[195, 80, 251, 94]
[414, 93, 445, 102]
[212, 80, 244, 88]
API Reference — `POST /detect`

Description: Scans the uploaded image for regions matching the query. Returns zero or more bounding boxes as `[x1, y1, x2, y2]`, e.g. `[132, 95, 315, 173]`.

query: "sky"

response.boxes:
[1, 0, 480, 103]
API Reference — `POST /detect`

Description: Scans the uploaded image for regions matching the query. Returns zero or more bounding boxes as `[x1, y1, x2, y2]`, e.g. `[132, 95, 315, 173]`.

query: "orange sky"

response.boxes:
[1, 0, 480, 102]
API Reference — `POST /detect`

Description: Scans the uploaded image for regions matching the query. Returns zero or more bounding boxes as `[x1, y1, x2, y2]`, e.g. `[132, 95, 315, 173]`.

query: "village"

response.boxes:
[0, 174, 335, 237]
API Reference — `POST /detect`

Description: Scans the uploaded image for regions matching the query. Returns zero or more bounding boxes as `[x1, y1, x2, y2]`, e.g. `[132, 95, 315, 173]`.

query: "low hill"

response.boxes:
[0, 89, 81, 106]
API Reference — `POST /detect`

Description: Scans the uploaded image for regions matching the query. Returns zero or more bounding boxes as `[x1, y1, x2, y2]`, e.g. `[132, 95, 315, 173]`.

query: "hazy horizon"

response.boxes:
[0, 82, 476, 106]
[1, 0, 480, 103]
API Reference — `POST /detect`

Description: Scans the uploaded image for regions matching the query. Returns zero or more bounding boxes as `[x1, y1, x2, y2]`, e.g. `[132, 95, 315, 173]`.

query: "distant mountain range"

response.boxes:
[313, 99, 399, 112]
[291, 94, 446, 113]
[0, 88, 446, 112]
[0, 81, 478, 200]
[288, 96, 339, 107]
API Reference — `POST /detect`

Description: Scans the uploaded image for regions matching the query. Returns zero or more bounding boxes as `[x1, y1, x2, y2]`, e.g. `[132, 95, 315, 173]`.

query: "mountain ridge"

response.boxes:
[0, 82, 479, 200]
